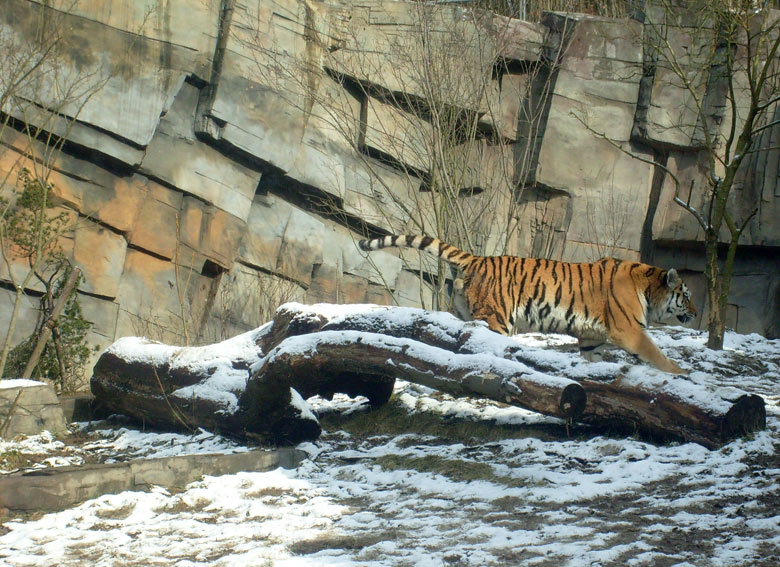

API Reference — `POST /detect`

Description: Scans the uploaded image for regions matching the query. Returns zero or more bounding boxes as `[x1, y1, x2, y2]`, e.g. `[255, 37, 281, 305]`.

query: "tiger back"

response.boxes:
[358, 234, 697, 375]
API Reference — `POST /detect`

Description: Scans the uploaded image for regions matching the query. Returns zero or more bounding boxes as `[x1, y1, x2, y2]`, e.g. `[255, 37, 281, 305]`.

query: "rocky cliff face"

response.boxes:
[1, 0, 778, 379]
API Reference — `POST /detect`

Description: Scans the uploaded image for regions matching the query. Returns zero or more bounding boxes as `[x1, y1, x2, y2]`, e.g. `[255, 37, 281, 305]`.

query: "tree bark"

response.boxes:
[705, 231, 726, 350]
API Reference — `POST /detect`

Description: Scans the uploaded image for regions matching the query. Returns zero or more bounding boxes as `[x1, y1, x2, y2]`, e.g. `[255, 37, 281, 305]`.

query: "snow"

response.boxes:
[109, 327, 269, 414]
[1, 303, 779, 566]
[0, 379, 45, 389]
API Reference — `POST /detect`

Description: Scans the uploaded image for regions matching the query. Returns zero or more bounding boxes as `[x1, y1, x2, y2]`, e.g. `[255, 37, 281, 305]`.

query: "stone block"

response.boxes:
[127, 181, 181, 260]
[393, 268, 434, 309]
[64, 0, 221, 69]
[84, 174, 146, 233]
[535, 76, 654, 259]
[141, 82, 262, 221]
[306, 263, 341, 304]
[1, 0, 195, 148]
[549, 17, 643, 144]
[276, 208, 325, 286]
[239, 194, 289, 273]
[77, 293, 119, 343]
[438, 139, 515, 197]
[479, 72, 530, 140]
[651, 151, 721, 244]
[363, 97, 433, 172]
[178, 196, 206, 253]
[0, 288, 39, 349]
[205, 263, 306, 340]
[0, 380, 68, 438]
[0, 128, 145, 229]
[72, 220, 128, 299]
[200, 0, 318, 173]
[4, 103, 146, 168]
[338, 273, 368, 304]
[735, 306, 765, 335]
[514, 186, 572, 259]
[199, 207, 245, 271]
[342, 159, 418, 233]
[286, 76, 363, 201]
[204, 74, 304, 174]
[728, 274, 771, 309]
[0, 207, 76, 295]
[114, 249, 209, 344]
[77, 294, 119, 375]
[491, 15, 545, 63]
[534, 14, 648, 253]
[327, 2, 495, 113]
[365, 282, 394, 306]
[564, 16, 643, 64]
[638, 8, 716, 148]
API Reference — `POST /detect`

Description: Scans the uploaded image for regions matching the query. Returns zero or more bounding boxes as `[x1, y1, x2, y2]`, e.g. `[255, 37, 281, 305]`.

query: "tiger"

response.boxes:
[358, 234, 697, 375]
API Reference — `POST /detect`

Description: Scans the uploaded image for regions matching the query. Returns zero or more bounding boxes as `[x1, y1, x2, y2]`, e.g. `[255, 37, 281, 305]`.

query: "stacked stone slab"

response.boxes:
[531, 12, 653, 263]
[0, 0, 778, 387]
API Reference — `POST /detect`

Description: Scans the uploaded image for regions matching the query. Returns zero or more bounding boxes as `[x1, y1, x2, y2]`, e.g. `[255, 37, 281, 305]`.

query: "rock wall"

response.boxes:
[1, 0, 778, 382]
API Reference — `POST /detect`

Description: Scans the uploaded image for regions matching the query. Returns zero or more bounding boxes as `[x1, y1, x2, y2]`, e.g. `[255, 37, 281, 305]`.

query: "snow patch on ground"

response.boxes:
[1, 316, 779, 566]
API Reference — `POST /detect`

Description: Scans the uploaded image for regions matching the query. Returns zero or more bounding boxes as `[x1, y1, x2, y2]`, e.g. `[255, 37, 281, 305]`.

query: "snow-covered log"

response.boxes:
[91, 310, 585, 443]
[244, 331, 586, 422]
[90, 332, 322, 444]
[261, 303, 766, 448]
[91, 303, 765, 448]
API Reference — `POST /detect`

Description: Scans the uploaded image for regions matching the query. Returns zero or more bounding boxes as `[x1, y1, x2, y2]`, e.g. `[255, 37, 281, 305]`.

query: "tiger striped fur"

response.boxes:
[358, 234, 696, 375]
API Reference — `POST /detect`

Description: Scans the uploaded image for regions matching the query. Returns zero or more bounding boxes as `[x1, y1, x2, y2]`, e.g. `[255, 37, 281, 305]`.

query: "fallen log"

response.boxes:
[90, 332, 322, 444]
[258, 303, 766, 448]
[91, 303, 765, 448]
[91, 323, 585, 443]
[242, 331, 586, 426]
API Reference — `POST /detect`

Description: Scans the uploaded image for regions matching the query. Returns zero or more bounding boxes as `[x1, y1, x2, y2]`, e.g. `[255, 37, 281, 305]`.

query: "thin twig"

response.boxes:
[152, 367, 195, 433]
[672, 179, 708, 231]
[0, 388, 24, 438]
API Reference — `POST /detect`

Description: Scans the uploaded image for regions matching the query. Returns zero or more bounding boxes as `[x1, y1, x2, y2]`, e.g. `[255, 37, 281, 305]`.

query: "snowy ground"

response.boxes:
[1, 326, 779, 566]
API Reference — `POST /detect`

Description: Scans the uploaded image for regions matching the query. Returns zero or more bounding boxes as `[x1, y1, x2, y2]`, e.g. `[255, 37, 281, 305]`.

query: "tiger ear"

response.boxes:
[665, 268, 681, 289]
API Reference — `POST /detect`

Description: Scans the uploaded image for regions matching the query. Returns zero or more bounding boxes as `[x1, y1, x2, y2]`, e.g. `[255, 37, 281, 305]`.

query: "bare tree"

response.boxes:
[576, 0, 780, 349]
[0, 1, 152, 378]
[642, 1, 780, 349]
[233, 1, 562, 312]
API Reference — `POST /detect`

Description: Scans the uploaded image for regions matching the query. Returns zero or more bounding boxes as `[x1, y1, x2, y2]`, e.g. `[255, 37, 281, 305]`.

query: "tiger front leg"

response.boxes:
[610, 329, 687, 375]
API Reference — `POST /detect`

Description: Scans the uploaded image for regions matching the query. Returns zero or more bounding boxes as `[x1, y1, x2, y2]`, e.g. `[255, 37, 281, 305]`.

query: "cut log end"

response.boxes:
[722, 394, 766, 439]
[560, 383, 587, 419]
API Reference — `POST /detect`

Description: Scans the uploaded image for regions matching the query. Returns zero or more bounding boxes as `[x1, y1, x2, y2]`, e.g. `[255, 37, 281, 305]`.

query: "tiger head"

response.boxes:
[651, 269, 697, 325]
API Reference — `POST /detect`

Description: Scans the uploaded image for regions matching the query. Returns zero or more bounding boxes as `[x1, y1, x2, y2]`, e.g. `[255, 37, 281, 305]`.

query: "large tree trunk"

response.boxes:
[245, 331, 586, 423]
[260, 304, 765, 448]
[705, 234, 726, 350]
[91, 303, 765, 449]
[92, 320, 585, 443]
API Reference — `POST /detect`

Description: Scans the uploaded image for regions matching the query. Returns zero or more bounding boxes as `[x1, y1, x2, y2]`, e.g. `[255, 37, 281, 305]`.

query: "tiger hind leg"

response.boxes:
[452, 278, 474, 323]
